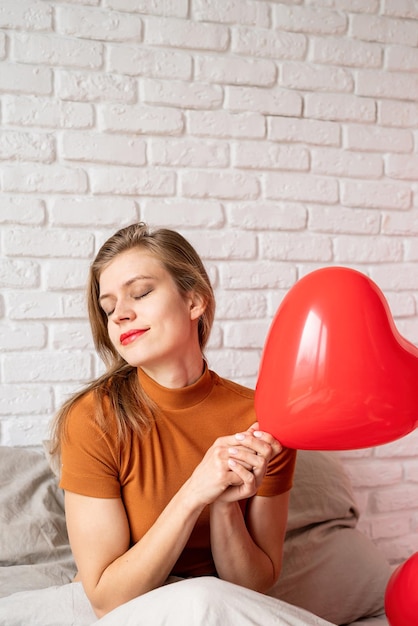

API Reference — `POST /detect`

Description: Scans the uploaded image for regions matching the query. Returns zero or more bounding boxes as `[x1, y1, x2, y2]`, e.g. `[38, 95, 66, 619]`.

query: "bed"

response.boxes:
[0, 445, 390, 626]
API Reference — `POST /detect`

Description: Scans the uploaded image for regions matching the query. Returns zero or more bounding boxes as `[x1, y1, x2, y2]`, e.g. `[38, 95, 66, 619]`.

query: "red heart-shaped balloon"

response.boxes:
[255, 267, 418, 450]
[385, 553, 418, 626]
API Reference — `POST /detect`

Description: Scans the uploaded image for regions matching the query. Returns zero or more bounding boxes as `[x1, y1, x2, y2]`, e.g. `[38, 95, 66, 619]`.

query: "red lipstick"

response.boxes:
[120, 329, 148, 346]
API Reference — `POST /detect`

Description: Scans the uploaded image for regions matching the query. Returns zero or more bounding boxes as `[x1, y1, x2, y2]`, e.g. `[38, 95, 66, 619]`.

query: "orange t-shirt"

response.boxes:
[60, 366, 296, 577]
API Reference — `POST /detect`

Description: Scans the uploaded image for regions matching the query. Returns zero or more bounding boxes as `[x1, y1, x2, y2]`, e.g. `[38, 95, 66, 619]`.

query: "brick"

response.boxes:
[386, 154, 418, 180]
[0, 32, 6, 59]
[384, 0, 418, 19]
[57, 70, 136, 103]
[51, 322, 94, 350]
[334, 235, 403, 263]
[395, 317, 418, 344]
[2, 164, 88, 193]
[0, 198, 45, 224]
[371, 485, 418, 513]
[305, 93, 376, 123]
[0, 0, 52, 30]
[50, 198, 138, 226]
[0, 63, 52, 96]
[382, 210, 418, 236]
[108, 45, 191, 79]
[265, 172, 339, 204]
[106, 0, 188, 18]
[7, 291, 63, 320]
[384, 291, 416, 317]
[281, 61, 353, 93]
[60, 131, 146, 166]
[0, 258, 39, 287]
[144, 16, 229, 51]
[90, 166, 175, 196]
[62, 292, 88, 318]
[180, 170, 260, 200]
[188, 110, 265, 139]
[311, 36, 382, 68]
[322, 0, 378, 12]
[0, 385, 52, 415]
[205, 348, 259, 380]
[405, 460, 418, 482]
[0, 129, 55, 163]
[193, 0, 270, 27]
[311, 148, 382, 178]
[405, 236, 418, 261]
[345, 124, 413, 153]
[142, 78, 223, 110]
[4, 228, 94, 258]
[273, 4, 347, 35]
[370, 264, 418, 290]
[186, 230, 257, 260]
[261, 232, 333, 262]
[226, 86, 302, 116]
[232, 26, 306, 60]
[149, 138, 229, 168]
[220, 260, 296, 289]
[98, 103, 184, 135]
[3, 352, 92, 383]
[12, 33, 103, 69]
[228, 203, 307, 230]
[0, 322, 46, 351]
[341, 180, 411, 210]
[268, 117, 340, 146]
[195, 54, 276, 87]
[45, 259, 91, 290]
[215, 291, 267, 320]
[346, 462, 403, 488]
[232, 141, 309, 171]
[309, 206, 380, 235]
[379, 100, 418, 128]
[56, 6, 142, 41]
[0, 416, 53, 447]
[350, 14, 418, 46]
[357, 69, 418, 101]
[375, 430, 418, 458]
[224, 319, 271, 349]
[4, 96, 94, 129]
[142, 200, 224, 227]
[387, 45, 418, 72]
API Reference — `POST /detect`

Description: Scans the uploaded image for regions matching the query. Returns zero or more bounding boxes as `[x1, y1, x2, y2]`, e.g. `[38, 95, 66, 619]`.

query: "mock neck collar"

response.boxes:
[138, 362, 213, 411]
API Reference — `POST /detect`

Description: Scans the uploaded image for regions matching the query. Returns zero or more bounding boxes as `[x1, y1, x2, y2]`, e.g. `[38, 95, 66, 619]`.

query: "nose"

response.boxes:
[112, 299, 135, 323]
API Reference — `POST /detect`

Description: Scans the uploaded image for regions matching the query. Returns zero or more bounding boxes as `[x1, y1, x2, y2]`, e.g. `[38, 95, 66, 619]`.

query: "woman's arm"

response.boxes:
[65, 484, 204, 618]
[210, 427, 290, 591]
[210, 492, 290, 591]
[64, 428, 264, 617]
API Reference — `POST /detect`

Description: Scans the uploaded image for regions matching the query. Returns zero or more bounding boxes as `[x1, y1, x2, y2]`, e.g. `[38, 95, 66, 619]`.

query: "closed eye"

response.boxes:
[133, 289, 152, 300]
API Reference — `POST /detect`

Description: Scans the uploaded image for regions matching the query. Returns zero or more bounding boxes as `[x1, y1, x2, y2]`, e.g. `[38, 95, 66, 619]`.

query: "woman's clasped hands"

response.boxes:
[188, 423, 282, 507]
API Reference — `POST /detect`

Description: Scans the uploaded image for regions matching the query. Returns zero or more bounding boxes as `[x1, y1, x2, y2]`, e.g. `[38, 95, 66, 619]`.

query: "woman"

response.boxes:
[51, 222, 297, 619]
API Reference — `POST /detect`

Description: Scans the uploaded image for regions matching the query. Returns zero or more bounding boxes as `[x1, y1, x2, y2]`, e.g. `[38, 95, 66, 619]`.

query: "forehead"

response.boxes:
[99, 249, 164, 291]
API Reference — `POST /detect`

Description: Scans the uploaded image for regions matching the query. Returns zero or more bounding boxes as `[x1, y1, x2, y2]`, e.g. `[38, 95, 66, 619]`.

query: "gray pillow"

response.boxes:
[269, 451, 391, 625]
[0, 446, 76, 597]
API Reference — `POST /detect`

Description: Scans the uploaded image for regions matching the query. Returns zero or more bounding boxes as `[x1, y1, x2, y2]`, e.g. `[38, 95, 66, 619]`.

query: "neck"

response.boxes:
[141, 357, 205, 389]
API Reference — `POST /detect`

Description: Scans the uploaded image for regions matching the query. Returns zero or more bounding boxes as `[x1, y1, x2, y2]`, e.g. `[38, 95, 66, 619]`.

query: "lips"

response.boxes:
[120, 329, 148, 346]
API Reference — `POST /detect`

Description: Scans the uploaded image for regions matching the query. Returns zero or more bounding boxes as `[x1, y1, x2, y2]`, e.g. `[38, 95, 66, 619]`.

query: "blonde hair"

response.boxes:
[50, 222, 215, 458]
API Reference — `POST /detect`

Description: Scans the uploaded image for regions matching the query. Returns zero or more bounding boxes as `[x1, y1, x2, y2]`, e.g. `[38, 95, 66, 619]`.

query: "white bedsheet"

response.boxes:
[0, 579, 337, 626]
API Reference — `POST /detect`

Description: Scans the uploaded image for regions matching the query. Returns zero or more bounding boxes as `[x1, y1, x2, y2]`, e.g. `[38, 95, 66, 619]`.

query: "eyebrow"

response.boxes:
[99, 275, 154, 302]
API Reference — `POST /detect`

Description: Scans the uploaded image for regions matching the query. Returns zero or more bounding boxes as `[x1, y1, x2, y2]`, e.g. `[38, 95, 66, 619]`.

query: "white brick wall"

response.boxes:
[1, 0, 417, 566]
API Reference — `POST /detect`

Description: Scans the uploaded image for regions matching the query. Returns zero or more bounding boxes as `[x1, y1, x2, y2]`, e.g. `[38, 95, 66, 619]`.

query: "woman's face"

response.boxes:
[98, 249, 203, 377]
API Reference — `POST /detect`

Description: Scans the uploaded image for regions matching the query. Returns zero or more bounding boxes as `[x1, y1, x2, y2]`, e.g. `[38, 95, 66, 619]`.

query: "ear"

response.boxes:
[188, 292, 206, 321]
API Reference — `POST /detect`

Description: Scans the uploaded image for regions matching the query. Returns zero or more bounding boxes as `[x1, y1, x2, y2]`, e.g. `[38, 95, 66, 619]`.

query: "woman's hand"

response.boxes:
[218, 424, 282, 502]
[186, 423, 282, 507]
